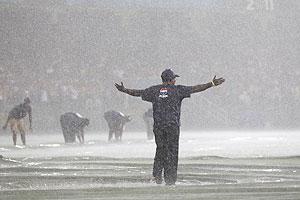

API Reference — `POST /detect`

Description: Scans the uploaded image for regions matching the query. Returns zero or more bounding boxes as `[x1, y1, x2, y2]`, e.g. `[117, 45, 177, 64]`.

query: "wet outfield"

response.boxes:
[0, 131, 300, 199]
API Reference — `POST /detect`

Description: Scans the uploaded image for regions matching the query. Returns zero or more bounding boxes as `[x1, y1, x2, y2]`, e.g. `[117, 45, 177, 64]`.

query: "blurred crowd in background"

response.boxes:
[1, 1, 299, 131]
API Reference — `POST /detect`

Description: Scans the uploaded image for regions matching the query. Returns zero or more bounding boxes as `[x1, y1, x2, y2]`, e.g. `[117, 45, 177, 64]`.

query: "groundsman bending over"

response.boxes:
[3, 97, 32, 146]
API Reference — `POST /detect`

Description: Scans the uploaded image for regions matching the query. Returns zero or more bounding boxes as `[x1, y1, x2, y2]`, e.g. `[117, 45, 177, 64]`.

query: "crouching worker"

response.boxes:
[60, 112, 89, 144]
[103, 110, 131, 141]
[2, 97, 32, 146]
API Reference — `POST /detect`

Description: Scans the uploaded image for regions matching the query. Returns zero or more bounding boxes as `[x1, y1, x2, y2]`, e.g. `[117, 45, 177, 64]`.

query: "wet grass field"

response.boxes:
[1, 131, 300, 199]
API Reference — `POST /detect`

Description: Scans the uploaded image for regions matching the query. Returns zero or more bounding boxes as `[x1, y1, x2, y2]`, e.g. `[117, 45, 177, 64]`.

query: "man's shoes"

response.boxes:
[150, 177, 175, 185]
[165, 182, 175, 186]
[151, 176, 162, 184]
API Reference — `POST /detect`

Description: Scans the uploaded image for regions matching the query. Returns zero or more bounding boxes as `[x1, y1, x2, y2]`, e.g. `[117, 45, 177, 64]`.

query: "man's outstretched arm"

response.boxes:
[191, 76, 225, 94]
[115, 82, 144, 97]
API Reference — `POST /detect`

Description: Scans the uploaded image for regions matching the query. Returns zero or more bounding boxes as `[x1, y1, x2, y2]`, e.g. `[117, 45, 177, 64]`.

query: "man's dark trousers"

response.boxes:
[153, 125, 180, 185]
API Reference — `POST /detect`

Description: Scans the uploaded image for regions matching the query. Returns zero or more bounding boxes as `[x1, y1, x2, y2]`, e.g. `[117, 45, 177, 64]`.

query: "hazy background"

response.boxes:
[0, 0, 299, 131]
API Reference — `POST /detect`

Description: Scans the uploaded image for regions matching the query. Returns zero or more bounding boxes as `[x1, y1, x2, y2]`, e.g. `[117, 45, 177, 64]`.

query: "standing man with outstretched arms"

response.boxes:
[115, 69, 225, 185]
[2, 97, 32, 146]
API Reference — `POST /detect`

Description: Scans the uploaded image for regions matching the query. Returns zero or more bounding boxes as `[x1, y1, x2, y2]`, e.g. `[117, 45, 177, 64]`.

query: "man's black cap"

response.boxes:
[161, 69, 180, 82]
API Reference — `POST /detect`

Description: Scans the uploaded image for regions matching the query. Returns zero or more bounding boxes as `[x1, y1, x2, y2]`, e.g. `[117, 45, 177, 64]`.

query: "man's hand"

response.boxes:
[115, 82, 144, 97]
[115, 82, 126, 92]
[212, 75, 225, 86]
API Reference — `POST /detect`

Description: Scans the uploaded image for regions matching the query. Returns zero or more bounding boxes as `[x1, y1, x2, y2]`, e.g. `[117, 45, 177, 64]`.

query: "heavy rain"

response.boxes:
[0, 0, 300, 199]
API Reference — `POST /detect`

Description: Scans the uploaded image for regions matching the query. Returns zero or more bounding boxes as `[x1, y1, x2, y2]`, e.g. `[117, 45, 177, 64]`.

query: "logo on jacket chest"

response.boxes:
[159, 88, 168, 98]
